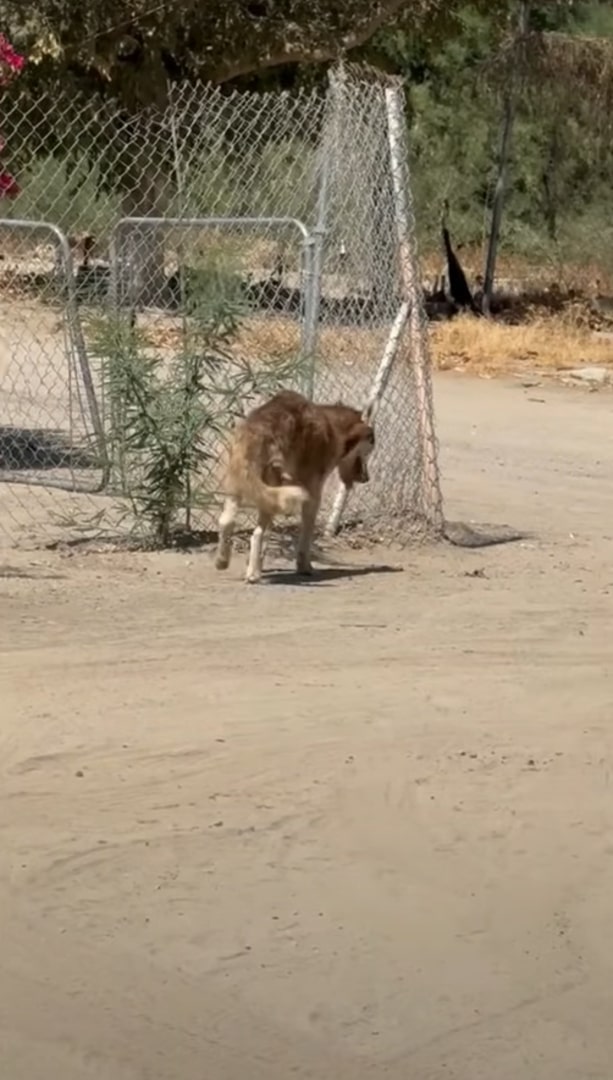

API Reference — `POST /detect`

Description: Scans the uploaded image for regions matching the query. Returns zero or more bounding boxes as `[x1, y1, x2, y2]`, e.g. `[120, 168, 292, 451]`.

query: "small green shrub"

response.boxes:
[87, 278, 304, 545]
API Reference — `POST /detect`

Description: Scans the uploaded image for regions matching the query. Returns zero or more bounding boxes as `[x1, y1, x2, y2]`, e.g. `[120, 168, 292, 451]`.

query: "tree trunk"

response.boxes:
[541, 126, 560, 242]
[120, 177, 172, 308]
[482, 1, 529, 316]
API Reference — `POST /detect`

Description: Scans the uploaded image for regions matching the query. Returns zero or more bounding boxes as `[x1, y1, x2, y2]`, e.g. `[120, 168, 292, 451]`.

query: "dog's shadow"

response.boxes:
[262, 564, 403, 587]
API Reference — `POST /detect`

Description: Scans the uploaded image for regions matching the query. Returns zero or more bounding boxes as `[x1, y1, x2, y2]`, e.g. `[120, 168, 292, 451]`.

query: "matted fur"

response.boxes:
[215, 390, 375, 583]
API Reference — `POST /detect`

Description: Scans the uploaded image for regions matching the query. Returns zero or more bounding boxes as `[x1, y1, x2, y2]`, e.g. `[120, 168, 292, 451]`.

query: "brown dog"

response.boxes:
[215, 390, 375, 583]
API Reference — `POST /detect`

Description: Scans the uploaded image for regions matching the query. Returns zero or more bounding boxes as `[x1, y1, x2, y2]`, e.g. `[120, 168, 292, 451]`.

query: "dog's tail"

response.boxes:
[223, 425, 309, 517]
[245, 471, 308, 517]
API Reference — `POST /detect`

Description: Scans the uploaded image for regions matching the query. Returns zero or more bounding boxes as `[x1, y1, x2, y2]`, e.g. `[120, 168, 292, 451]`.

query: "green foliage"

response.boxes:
[87, 274, 306, 545]
[0, 152, 120, 232]
[393, 2, 613, 275]
[1, 1, 505, 107]
[569, 1, 613, 39]
[406, 8, 500, 244]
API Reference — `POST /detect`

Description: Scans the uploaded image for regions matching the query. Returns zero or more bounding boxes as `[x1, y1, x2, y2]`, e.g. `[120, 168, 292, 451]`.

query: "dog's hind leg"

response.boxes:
[245, 510, 272, 584]
[215, 496, 238, 570]
[296, 495, 320, 576]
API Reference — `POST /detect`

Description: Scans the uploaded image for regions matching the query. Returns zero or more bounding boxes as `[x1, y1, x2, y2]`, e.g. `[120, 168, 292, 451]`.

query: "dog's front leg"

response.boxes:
[245, 511, 271, 584]
[215, 496, 238, 570]
[296, 495, 320, 576]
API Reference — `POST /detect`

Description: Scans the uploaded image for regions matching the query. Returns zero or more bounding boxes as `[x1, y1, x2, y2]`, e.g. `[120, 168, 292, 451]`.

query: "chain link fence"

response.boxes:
[0, 63, 442, 548]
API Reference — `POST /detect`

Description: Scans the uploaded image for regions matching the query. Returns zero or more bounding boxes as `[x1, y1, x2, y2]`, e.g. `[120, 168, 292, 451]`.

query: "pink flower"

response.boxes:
[0, 35, 24, 199]
[0, 171, 20, 198]
[0, 34, 24, 73]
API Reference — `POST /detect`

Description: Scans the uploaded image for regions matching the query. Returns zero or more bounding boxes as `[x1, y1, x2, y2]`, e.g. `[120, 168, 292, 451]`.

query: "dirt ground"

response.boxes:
[2, 372, 613, 1080]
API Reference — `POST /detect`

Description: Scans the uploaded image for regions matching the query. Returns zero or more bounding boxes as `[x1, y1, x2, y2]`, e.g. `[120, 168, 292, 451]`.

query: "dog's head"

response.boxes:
[337, 421, 375, 489]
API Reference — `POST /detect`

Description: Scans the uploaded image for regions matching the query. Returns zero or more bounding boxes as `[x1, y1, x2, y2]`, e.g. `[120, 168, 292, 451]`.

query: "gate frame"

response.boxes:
[0, 219, 108, 488]
[109, 215, 319, 397]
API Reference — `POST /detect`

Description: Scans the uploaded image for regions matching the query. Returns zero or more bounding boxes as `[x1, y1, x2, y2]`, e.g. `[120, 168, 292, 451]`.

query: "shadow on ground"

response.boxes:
[0, 426, 96, 471]
[263, 564, 403, 587]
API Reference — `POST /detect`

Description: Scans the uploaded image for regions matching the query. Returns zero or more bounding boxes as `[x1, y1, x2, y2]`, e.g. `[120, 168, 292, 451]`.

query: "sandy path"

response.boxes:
[1, 373, 613, 1079]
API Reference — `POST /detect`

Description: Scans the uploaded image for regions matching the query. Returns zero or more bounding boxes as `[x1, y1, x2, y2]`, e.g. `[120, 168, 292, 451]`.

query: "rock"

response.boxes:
[565, 366, 611, 386]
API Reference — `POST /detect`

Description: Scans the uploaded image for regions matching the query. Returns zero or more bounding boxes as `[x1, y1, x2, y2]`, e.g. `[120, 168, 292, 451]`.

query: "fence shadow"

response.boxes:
[0, 426, 97, 471]
[443, 520, 529, 547]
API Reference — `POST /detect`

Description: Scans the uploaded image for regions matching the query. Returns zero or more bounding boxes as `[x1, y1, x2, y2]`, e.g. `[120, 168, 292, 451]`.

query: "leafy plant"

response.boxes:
[87, 267, 306, 544]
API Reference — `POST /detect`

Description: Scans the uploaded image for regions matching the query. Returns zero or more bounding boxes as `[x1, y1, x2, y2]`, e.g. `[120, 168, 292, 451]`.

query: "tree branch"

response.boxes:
[204, 0, 416, 83]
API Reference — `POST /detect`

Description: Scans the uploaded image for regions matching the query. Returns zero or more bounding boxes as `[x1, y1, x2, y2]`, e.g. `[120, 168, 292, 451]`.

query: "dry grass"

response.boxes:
[431, 310, 613, 377]
[234, 308, 613, 382]
[232, 307, 613, 382]
[141, 306, 613, 383]
[142, 313, 384, 371]
[234, 318, 385, 370]
[420, 247, 613, 296]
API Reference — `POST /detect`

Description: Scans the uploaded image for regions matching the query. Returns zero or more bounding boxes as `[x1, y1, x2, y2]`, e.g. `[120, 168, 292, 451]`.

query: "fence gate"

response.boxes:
[0, 220, 106, 546]
[110, 213, 316, 391]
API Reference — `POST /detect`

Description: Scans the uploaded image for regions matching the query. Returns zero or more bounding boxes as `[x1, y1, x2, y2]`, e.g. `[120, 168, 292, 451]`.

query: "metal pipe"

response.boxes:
[325, 300, 411, 536]
[5, 219, 108, 478]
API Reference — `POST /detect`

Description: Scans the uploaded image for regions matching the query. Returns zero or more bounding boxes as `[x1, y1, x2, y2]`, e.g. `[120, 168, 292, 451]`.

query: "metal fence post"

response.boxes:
[300, 235, 319, 398]
[325, 299, 411, 535]
[384, 85, 443, 533]
[56, 227, 110, 481]
[300, 66, 344, 400]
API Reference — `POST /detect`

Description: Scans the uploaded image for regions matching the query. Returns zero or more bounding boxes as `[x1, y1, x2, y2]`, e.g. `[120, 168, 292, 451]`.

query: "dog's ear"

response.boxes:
[343, 420, 374, 456]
